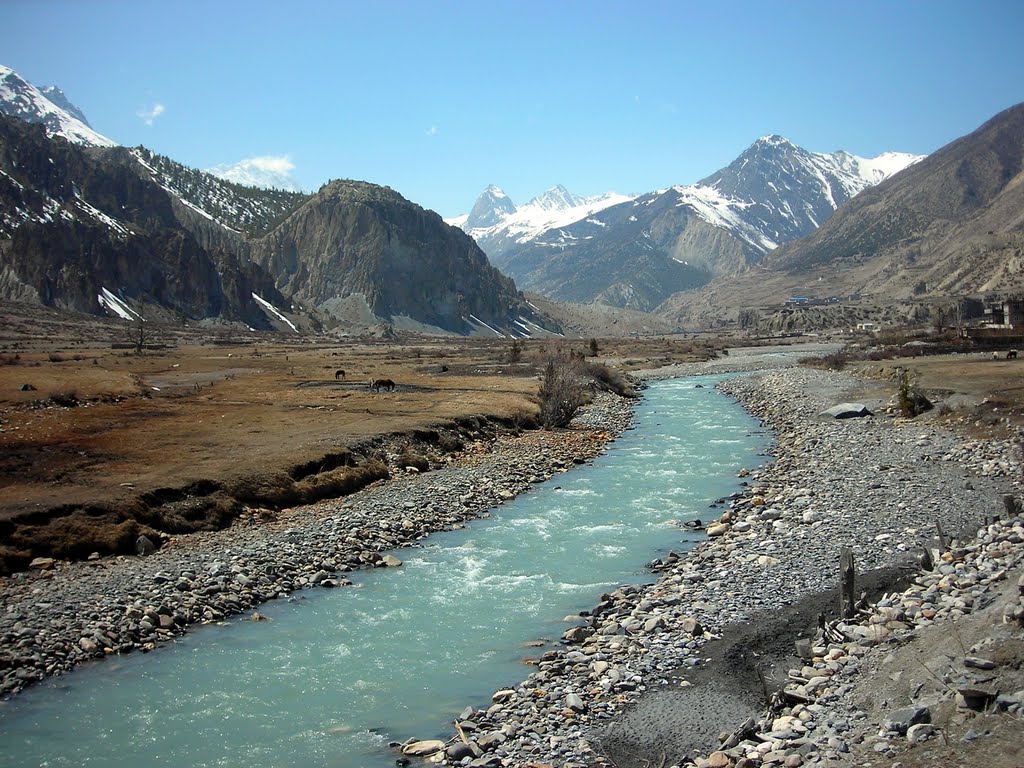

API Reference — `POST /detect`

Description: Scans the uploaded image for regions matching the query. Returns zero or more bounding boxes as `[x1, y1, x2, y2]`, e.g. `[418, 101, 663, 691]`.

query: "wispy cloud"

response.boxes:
[206, 155, 302, 192]
[241, 155, 296, 174]
[425, 125, 438, 137]
[137, 103, 165, 126]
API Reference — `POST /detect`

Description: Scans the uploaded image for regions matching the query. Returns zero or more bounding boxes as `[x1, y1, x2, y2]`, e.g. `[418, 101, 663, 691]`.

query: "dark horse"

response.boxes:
[371, 378, 395, 392]
[335, 369, 346, 380]
[1009, 350, 1019, 360]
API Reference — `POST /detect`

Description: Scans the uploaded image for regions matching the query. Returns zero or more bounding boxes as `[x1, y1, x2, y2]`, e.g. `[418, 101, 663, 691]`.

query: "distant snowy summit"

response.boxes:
[206, 157, 304, 193]
[447, 137, 921, 272]
[0, 64, 115, 147]
[446, 183, 635, 257]
[669, 134, 925, 253]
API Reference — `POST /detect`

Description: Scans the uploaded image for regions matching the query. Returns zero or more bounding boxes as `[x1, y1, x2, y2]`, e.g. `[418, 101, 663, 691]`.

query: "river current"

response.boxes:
[0, 375, 769, 767]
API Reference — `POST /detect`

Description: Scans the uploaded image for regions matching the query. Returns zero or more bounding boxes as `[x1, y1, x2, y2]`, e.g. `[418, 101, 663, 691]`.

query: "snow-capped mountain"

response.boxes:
[487, 136, 923, 311]
[206, 156, 304, 193]
[447, 183, 634, 262]
[461, 184, 516, 230]
[0, 64, 115, 147]
[686, 134, 923, 252]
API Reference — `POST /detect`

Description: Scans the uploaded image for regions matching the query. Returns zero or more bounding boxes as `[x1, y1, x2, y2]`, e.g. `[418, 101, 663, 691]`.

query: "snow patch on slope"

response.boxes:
[252, 293, 298, 332]
[98, 288, 140, 321]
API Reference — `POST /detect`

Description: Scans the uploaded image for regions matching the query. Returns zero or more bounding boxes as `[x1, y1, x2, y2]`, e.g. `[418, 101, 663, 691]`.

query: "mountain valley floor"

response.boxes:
[1, 301, 1023, 768]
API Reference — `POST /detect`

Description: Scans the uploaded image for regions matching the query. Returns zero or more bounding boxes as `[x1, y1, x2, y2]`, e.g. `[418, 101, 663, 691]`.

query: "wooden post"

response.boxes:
[1003, 494, 1021, 518]
[840, 548, 856, 620]
[935, 521, 947, 553]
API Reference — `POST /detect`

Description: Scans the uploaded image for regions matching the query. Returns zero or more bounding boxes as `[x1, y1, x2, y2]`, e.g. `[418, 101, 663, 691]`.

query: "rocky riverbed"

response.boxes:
[407, 366, 1022, 768]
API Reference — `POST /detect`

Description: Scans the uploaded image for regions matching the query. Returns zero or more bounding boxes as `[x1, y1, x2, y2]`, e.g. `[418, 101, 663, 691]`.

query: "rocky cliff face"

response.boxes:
[0, 115, 288, 327]
[251, 180, 538, 334]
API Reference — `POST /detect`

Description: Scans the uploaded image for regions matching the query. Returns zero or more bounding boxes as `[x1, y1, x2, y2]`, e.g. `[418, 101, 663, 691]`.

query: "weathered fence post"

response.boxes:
[935, 520, 947, 553]
[840, 547, 856, 619]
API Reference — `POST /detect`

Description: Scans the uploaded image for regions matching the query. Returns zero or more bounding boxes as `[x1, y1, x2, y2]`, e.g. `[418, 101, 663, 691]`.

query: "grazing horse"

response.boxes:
[371, 378, 395, 392]
[1009, 350, 1019, 360]
[335, 369, 345, 380]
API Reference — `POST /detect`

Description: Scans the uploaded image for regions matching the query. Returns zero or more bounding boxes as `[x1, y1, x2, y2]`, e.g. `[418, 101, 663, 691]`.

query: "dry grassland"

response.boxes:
[0, 302, 715, 570]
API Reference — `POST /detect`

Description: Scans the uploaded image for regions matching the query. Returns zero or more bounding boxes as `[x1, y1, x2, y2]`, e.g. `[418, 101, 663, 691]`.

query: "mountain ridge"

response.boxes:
[659, 102, 1024, 327]
[472, 137, 922, 310]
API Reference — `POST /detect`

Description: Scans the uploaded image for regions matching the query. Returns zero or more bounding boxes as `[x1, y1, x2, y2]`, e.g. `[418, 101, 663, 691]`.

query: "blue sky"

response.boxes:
[3, 0, 1023, 217]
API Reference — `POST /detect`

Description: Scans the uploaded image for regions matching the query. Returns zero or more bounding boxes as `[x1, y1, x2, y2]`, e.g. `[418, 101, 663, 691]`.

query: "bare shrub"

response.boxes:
[48, 353, 64, 363]
[47, 390, 80, 408]
[538, 351, 588, 429]
[582, 361, 636, 397]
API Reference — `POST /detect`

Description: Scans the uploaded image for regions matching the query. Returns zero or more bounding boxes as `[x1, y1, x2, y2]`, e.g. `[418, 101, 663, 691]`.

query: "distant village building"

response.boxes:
[962, 296, 1024, 342]
[855, 322, 882, 333]
[984, 298, 1024, 328]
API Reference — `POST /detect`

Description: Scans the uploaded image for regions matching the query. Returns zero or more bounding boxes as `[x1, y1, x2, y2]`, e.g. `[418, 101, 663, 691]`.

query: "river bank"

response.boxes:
[0, 395, 634, 698]
[416, 365, 1021, 768]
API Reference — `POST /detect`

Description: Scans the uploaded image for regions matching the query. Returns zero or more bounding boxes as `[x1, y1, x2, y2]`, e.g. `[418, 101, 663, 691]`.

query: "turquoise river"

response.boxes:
[0, 375, 769, 767]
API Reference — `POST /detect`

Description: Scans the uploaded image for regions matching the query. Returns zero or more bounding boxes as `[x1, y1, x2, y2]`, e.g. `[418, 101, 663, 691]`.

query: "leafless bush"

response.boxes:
[47, 390, 80, 408]
[581, 361, 636, 397]
[799, 351, 849, 370]
[538, 351, 588, 429]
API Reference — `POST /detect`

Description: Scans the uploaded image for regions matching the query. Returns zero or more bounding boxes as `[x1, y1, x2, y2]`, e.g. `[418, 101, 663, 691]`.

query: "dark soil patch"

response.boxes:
[598, 565, 917, 768]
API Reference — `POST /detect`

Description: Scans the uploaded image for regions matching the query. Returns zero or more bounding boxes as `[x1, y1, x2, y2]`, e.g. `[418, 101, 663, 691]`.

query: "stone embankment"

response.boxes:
[407, 367, 1022, 768]
[0, 394, 633, 697]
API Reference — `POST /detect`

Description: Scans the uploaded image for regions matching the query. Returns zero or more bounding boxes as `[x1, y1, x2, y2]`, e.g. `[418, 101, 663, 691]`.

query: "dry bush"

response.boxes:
[143, 492, 241, 533]
[437, 431, 465, 453]
[46, 390, 80, 408]
[582, 361, 636, 397]
[228, 470, 301, 508]
[538, 351, 588, 429]
[799, 351, 850, 370]
[896, 369, 933, 417]
[0, 544, 32, 574]
[507, 408, 540, 431]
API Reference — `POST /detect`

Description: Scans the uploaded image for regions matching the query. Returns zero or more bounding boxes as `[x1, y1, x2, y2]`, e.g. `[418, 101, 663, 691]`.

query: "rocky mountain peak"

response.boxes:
[465, 184, 516, 230]
[527, 184, 585, 212]
[0, 64, 115, 147]
[38, 85, 92, 127]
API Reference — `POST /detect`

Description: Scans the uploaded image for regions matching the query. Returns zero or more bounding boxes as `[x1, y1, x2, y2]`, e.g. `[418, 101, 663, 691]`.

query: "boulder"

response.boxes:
[401, 739, 446, 756]
[820, 402, 873, 419]
[706, 523, 730, 537]
[135, 535, 156, 557]
[883, 705, 930, 735]
[565, 693, 587, 713]
[681, 617, 704, 636]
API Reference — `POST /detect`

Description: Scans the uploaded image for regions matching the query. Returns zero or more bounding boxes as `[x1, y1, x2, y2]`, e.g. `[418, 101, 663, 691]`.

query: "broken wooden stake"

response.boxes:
[840, 547, 856, 619]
